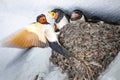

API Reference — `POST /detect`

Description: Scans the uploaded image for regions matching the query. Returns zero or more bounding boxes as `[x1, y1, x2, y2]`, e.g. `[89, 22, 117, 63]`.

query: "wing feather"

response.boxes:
[3, 23, 47, 48]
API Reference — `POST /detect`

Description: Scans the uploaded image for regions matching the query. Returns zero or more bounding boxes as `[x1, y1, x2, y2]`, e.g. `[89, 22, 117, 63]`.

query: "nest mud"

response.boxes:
[50, 21, 120, 80]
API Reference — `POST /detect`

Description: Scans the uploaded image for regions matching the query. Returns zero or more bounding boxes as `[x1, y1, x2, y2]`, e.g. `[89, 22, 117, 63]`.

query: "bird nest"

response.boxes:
[50, 21, 120, 80]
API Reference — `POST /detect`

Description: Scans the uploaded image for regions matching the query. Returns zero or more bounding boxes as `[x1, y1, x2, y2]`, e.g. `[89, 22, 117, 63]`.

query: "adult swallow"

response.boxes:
[2, 14, 71, 58]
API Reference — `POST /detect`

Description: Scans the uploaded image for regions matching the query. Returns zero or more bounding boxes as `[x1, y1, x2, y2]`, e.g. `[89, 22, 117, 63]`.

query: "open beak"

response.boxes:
[48, 11, 55, 19]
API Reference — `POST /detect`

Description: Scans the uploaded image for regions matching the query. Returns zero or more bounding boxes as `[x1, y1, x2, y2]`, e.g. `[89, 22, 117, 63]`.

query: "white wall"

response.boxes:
[0, 0, 120, 80]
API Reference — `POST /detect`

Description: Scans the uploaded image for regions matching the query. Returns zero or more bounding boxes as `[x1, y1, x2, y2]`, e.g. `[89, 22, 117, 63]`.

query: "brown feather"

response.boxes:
[4, 23, 47, 48]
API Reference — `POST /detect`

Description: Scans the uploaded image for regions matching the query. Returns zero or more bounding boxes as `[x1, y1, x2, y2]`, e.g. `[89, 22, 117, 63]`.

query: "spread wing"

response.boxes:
[3, 23, 47, 48]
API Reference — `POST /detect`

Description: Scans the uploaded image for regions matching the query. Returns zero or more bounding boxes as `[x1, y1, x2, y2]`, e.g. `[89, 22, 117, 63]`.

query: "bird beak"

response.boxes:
[48, 11, 55, 19]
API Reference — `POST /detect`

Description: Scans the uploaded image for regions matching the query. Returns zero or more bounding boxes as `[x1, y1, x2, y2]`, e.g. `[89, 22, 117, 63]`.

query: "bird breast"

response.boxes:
[57, 16, 69, 29]
[70, 15, 85, 23]
[43, 24, 58, 42]
[26, 23, 46, 43]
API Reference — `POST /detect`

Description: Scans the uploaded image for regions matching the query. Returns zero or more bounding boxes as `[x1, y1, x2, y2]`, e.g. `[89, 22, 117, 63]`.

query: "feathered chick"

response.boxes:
[2, 14, 72, 58]
[48, 9, 70, 32]
[70, 9, 103, 23]
[70, 9, 87, 23]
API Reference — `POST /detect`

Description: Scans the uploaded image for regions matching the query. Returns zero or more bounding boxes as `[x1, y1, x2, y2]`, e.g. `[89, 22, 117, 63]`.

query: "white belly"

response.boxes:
[57, 16, 69, 29]
[70, 15, 85, 23]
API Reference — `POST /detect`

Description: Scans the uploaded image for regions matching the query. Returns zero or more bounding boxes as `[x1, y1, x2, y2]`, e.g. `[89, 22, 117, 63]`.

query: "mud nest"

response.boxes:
[50, 21, 120, 80]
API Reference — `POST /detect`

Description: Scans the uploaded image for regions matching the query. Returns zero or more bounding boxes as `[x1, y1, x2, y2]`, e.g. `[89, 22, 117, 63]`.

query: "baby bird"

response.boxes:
[70, 9, 87, 23]
[70, 9, 103, 23]
[49, 9, 70, 32]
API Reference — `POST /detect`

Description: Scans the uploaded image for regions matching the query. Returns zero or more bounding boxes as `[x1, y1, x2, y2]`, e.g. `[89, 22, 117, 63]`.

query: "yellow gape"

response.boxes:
[48, 12, 55, 19]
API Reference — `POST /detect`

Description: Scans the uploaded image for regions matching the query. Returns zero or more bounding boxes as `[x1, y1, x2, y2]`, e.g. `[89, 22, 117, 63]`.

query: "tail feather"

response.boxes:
[61, 46, 73, 58]
[48, 41, 73, 58]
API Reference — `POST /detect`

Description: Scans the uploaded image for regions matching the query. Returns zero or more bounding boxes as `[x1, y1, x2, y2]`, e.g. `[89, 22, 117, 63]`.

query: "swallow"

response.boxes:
[49, 9, 70, 31]
[2, 14, 72, 58]
[70, 9, 87, 23]
[70, 9, 103, 23]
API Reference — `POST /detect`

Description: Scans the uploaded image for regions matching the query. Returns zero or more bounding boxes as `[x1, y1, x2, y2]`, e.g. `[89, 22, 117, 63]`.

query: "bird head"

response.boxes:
[36, 14, 48, 24]
[48, 9, 65, 23]
[48, 9, 64, 19]
[71, 9, 83, 21]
